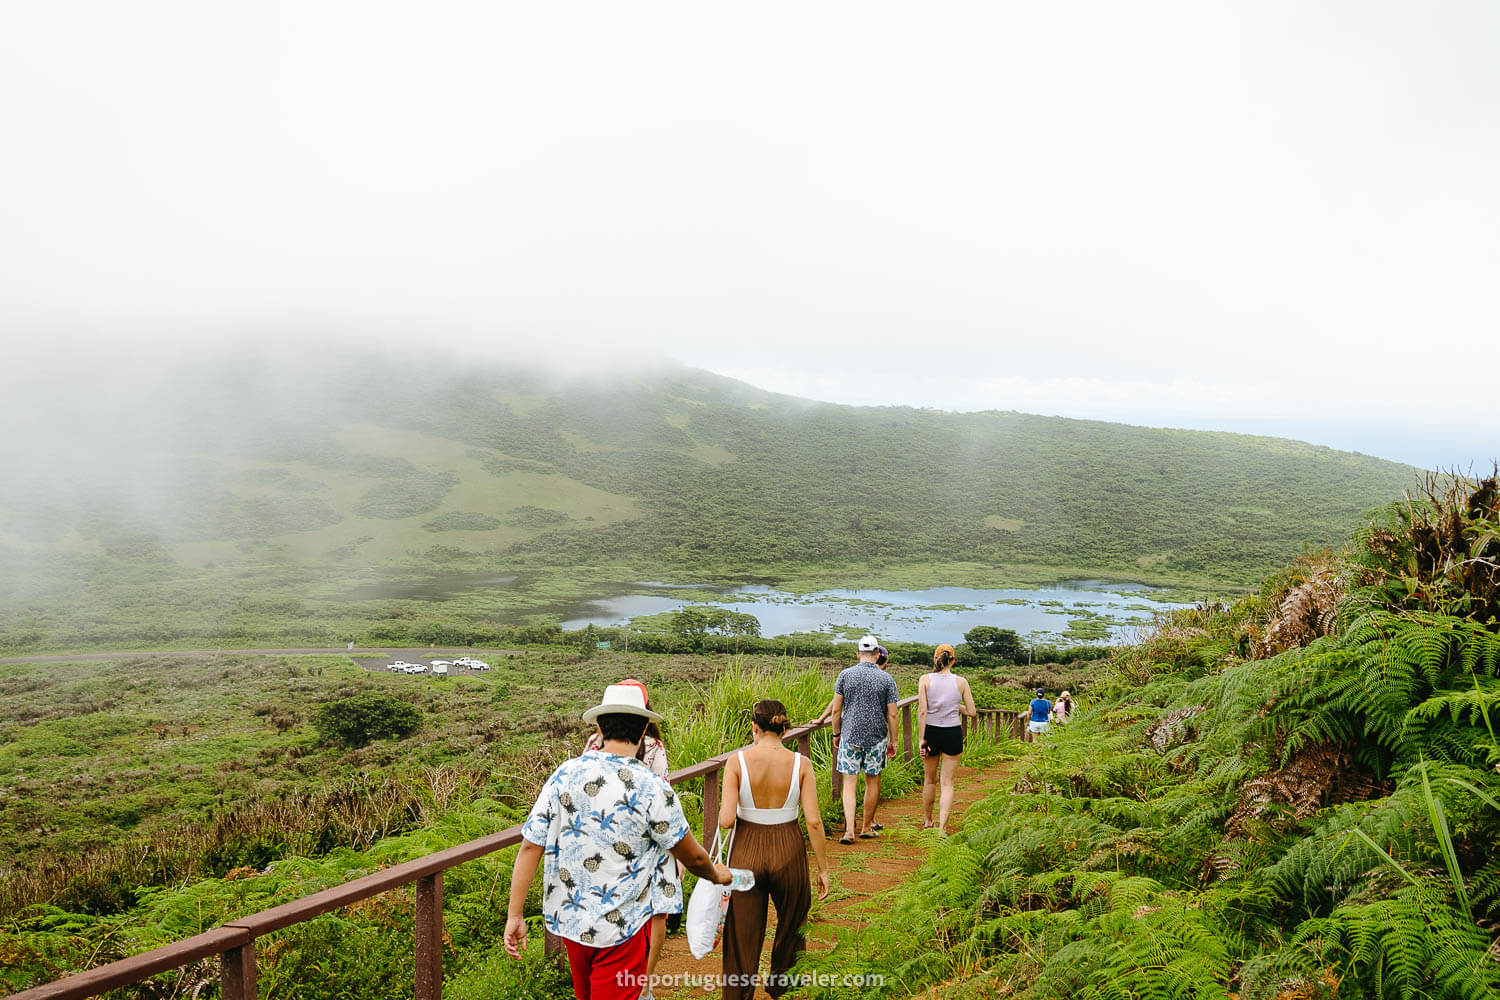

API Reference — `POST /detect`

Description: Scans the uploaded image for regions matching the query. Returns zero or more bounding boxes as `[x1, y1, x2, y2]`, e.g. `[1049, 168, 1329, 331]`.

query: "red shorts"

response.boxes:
[563, 923, 650, 1000]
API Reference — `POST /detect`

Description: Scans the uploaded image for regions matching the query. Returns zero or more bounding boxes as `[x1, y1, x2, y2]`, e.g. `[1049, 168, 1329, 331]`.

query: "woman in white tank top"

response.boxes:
[715, 699, 830, 999]
[918, 644, 977, 832]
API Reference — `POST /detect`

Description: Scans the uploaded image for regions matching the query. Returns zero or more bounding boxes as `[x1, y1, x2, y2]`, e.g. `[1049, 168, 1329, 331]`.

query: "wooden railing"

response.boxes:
[8, 698, 1014, 999]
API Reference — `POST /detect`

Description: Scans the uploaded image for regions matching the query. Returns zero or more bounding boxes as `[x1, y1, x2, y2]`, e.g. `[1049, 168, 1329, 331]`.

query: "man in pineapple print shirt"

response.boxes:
[506, 684, 731, 1000]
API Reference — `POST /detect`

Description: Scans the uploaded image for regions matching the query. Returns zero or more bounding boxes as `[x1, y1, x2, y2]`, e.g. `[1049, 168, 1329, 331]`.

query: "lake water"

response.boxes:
[559, 581, 1184, 646]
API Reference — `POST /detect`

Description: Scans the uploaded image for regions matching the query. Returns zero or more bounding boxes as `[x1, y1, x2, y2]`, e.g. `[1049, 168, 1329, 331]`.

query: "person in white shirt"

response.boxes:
[505, 684, 730, 1000]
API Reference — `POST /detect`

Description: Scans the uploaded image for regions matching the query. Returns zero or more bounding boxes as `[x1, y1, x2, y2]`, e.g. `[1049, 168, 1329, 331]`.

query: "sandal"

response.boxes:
[858, 830, 880, 839]
[839, 834, 856, 845]
[921, 820, 936, 830]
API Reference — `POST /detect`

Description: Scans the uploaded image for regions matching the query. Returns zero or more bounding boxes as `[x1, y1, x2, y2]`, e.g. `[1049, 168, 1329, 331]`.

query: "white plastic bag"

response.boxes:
[685, 826, 735, 959]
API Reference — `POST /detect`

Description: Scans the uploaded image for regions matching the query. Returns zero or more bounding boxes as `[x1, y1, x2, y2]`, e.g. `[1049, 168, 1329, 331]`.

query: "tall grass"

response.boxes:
[663, 655, 834, 766]
[0, 763, 524, 920]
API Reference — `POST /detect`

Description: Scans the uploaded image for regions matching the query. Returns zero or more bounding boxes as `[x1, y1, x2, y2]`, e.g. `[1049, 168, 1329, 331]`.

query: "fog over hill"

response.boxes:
[0, 345, 1418, 651]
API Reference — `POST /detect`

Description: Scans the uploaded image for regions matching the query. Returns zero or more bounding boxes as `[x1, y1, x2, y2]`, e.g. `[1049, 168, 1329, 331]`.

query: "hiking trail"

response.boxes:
[649, 758, 1012, 998]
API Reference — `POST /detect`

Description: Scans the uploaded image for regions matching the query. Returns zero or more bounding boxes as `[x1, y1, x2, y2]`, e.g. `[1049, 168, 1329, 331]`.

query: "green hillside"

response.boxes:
[0, 353, 1418, 652]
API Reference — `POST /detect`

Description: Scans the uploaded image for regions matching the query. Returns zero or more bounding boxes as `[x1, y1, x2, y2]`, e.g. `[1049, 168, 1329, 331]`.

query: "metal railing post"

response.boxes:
[415, 874, 443, 1000]
[221, 942, 257, 1000]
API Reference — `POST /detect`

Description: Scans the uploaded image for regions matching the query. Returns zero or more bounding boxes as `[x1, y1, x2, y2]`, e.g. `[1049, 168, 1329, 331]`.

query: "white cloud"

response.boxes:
[0, 1, 1495, 469]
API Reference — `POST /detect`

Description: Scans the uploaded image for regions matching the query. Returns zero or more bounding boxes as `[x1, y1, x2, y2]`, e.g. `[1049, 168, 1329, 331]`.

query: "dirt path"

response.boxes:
[647, 759, 1010, 999]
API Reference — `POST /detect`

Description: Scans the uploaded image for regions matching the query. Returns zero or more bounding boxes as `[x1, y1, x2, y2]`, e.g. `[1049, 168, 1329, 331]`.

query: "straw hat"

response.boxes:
[582, 684, 663, 724]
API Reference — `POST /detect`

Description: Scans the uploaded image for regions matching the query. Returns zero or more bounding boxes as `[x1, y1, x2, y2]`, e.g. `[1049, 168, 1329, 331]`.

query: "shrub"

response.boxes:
[313, 691, 421, 749]
[422, 511, 502, 532]
[444, 937, 572, 1000]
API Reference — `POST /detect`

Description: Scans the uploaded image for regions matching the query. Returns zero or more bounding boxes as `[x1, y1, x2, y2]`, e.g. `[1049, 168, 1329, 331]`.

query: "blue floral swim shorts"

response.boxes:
[836, 737, 889, 776]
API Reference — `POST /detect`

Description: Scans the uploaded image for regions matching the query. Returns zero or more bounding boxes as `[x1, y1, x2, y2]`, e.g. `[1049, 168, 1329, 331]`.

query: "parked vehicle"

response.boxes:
[388, 660, 416, 671]
[455, 657, 490, 670]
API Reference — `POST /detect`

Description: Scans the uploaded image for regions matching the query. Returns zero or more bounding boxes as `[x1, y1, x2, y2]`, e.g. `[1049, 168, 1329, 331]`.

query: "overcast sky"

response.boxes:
[1, 1, 1495, 471]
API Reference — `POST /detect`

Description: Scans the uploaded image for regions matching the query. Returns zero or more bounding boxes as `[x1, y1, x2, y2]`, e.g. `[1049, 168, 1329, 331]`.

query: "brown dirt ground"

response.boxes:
[647, 759, 1011, 999]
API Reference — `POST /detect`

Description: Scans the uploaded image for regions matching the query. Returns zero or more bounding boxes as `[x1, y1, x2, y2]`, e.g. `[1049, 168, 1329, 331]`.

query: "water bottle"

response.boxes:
[728, 868, 756, 892]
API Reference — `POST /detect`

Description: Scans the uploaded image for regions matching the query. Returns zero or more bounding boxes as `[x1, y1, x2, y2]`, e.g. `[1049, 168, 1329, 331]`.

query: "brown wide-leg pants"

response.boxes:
[722, 819, 811, 1000]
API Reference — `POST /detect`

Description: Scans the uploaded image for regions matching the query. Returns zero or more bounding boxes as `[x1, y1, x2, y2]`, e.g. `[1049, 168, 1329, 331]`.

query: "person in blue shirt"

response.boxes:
[1024, 688, 1052, 742]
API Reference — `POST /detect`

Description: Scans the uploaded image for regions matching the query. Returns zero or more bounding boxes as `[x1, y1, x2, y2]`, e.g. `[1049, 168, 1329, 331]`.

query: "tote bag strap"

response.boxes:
[711, 823, 737, 866]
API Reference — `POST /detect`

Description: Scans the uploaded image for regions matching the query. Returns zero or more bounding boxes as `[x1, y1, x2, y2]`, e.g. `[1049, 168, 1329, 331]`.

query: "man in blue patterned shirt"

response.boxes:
[506, 684, 730, 1000]
[830, 635, 900, 843]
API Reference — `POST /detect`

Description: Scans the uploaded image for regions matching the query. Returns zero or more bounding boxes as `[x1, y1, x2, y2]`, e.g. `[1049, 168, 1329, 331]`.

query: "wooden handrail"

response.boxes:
[7, 695, 1010, 999]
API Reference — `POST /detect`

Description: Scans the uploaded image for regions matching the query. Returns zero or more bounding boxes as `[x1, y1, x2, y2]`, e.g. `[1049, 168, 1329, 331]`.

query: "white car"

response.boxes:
[455, 657, 490, 670]
[405, 663, 428, 674]
[387, 660, 416, 671]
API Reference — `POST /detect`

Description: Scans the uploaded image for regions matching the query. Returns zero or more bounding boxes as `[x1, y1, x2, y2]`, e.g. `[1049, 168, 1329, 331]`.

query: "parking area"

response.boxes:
[352, 649, 530, 677]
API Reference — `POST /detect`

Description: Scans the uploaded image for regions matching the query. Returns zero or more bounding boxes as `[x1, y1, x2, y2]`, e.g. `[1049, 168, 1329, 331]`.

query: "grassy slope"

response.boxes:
[0, 355, 1417, 652]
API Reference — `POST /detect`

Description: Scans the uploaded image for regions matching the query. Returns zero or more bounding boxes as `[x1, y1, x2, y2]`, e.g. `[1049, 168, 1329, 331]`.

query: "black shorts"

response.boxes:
[923, 724, 964, 758]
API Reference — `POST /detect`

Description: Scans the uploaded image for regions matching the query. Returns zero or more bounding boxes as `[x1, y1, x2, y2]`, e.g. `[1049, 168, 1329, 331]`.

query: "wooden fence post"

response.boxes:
[901, 703, 914, 763]
[415, 874, 443, 1000]
[702, 770, 720, 849]
[221, 942, 257, 1000]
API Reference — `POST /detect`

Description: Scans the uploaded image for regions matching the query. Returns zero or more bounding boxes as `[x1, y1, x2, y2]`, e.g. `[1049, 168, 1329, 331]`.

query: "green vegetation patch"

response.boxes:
[422, 511, 502, 532]
[352, 472, 459, 519]
[504, 505, 570, 529]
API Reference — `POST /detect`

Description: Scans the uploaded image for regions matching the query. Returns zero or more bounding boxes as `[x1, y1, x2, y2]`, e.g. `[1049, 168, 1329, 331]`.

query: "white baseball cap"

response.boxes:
[857, 635, 880, 651]
[582, 684, 663, 724]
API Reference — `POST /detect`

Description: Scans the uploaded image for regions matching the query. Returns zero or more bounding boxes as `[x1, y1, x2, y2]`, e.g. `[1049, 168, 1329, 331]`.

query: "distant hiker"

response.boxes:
[717, 699, 830, 999]
[1054, 690, 1075, 725]
[582, 679, 677, 985]
[506, 684, 731, 1000]
[918, 644, 977, 831]
[1024, 687, 1052, 741]
[830, 635, 900, 843]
